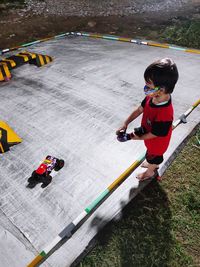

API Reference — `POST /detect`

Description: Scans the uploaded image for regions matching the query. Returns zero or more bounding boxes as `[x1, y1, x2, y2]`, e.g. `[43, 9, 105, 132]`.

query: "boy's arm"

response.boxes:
[132, 120, 173, 140]
[116, 105, 143, 134]
[132, 132, 157, 140]
[124, 105, 143, 126]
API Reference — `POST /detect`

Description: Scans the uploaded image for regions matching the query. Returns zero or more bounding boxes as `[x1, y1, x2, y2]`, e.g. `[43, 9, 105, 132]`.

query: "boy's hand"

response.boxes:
[116, 131, 134, 142]
[116, 124, 127, 135]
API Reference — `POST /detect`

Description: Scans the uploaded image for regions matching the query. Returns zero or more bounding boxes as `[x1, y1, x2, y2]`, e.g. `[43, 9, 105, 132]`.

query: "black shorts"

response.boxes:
[146, 152, 163, 165]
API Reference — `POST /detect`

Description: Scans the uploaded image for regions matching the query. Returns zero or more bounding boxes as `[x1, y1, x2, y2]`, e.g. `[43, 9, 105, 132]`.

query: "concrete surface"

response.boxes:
[0, 35, 199, 267]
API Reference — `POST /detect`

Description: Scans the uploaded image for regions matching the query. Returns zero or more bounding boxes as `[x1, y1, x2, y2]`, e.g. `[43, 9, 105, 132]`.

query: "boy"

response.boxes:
[116, 58, 179, 180]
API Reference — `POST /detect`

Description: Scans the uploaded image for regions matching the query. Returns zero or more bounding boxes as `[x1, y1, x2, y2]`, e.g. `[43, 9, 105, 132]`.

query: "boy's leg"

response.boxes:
[137, 153, 163, 180]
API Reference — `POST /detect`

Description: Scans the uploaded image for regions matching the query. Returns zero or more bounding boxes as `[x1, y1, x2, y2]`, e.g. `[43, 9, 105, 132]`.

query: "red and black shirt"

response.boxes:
[141, 96, 173, 155]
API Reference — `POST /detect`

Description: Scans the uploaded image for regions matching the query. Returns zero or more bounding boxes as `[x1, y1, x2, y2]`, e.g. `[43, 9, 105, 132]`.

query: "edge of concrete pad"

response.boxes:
[70, 122, 199, 267]
[1, 31, 200, 56]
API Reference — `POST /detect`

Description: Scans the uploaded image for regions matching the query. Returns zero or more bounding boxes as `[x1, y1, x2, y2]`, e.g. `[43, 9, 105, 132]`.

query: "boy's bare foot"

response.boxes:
[141, 161, 149, 168]
[136, 170, 156, 181]
[141, 161, 159, 169]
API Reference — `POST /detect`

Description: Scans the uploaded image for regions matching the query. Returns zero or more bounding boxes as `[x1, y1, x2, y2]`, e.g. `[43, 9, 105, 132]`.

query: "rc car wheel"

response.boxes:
[41, 175, 52, 188]
[26, 182, 37, 189]
[28, 177, 32, 183]
[54, 159, 65, 171]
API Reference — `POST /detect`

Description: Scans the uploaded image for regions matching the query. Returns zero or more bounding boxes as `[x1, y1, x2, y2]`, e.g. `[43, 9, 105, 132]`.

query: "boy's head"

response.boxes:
[144, 58, 179, 94]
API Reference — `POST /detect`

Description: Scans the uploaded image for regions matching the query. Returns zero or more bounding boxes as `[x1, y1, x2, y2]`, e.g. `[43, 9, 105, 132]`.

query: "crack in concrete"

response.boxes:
[0, 206, 38, 254]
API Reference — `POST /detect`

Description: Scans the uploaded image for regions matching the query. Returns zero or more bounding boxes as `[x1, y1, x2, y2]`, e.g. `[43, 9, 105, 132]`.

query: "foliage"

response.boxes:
[161, 19, 200, 49]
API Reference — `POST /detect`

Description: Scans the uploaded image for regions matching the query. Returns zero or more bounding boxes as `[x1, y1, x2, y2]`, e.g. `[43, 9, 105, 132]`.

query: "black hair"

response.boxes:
[144, 58, 179, 94]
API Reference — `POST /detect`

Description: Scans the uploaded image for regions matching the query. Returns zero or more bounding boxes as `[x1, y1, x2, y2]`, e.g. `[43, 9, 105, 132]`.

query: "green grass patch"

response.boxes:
[0, 0, 25, 12]
[160, 19, 200, 49]
[78, 126, 200, 267]
[0, 0, 24, 4]
[0, 0, 25, 14]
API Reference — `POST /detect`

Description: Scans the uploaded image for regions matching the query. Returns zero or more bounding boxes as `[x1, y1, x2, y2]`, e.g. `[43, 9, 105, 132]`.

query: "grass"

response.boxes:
[0, 0, 24, 4]
[0, 0, 25, 12]
[160, 19, 200, 49]
[77, 126, 200, 267]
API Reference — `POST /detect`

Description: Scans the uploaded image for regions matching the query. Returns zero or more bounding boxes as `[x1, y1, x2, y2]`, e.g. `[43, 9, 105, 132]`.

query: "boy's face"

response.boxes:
[145, 80, 155, 89]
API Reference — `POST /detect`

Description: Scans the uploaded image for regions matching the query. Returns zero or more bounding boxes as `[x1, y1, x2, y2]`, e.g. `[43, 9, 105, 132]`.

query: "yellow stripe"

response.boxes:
[0, 63, 11, 80]
[0, 142, 5, 153]
[192, 99, 200, 108]
[2, 58, 16, 68]
[41, 37, 53, 42]
[185, 49, 200, 54]
[148, 42, 169, 48]
[27, 254, 43, 267]
[43, 159, 51, 164]
[108, 160, 141, 191]
[0, 121, 22, 143]
[2, 63, 11, 78]
[21, 51, 37, 59]
[38, 55, 45, 66]
[15, 54, 29, 62]
[90, 34, 103, 39]
[118, 37, 131, 42]
[0, 68, 4, 81]
[45, 56, 50, 64]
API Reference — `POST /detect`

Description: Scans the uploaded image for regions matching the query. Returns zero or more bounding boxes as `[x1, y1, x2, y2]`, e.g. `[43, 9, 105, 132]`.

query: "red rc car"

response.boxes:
[27, 155, 64, 188]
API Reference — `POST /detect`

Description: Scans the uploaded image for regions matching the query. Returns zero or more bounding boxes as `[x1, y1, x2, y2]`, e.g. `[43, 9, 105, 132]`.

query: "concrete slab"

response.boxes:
[0, 35, 199, 267]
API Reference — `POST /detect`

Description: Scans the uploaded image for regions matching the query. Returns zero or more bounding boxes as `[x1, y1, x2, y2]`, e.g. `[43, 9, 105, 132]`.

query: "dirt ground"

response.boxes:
[0, 1, 200, 50]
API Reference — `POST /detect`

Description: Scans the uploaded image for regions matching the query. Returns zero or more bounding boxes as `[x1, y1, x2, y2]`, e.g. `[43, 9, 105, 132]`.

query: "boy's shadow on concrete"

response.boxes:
[74, 179, 173, 267]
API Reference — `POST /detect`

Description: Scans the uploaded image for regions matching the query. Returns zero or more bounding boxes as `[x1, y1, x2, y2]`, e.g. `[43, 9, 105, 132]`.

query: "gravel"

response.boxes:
[24, 0, 192, 17]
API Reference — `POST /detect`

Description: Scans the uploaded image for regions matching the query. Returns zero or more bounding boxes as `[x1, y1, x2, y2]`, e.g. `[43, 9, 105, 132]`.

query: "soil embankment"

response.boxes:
[0, 1, 200, 50]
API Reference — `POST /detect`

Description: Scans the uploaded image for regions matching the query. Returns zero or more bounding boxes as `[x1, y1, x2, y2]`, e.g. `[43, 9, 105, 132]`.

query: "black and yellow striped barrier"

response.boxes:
[8, 53, 30, 67]
[0, 62, 11, 82]
[0, 57, 16, 69]
[0, 51, 53, 81]
[0, 121, 22, 153]
[29, 53, 53, 67]
[17, 51, 52, 67]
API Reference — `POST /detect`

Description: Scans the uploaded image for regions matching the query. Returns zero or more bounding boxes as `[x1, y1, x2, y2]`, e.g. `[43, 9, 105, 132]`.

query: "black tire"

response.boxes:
[26, 182, 37, 189]
[41, 175, 52, 188]
[31, 170, 37, 177]
[54, 159, 65, 171]
[28, 171, 37, 183]
[27, 171, 38, 188]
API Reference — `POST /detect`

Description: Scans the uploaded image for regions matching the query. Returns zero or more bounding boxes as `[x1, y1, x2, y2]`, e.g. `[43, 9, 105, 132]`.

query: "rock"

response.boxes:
[87, 20, 97, 28]
[111, 25, 119, 31]
[0, 4, 7, 9]
[193, 13, 200, 19]
[9, 34, 16, 38]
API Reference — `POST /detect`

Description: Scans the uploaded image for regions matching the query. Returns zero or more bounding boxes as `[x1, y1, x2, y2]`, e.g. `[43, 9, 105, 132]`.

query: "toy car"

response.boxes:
[27, 155, 64, 188]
